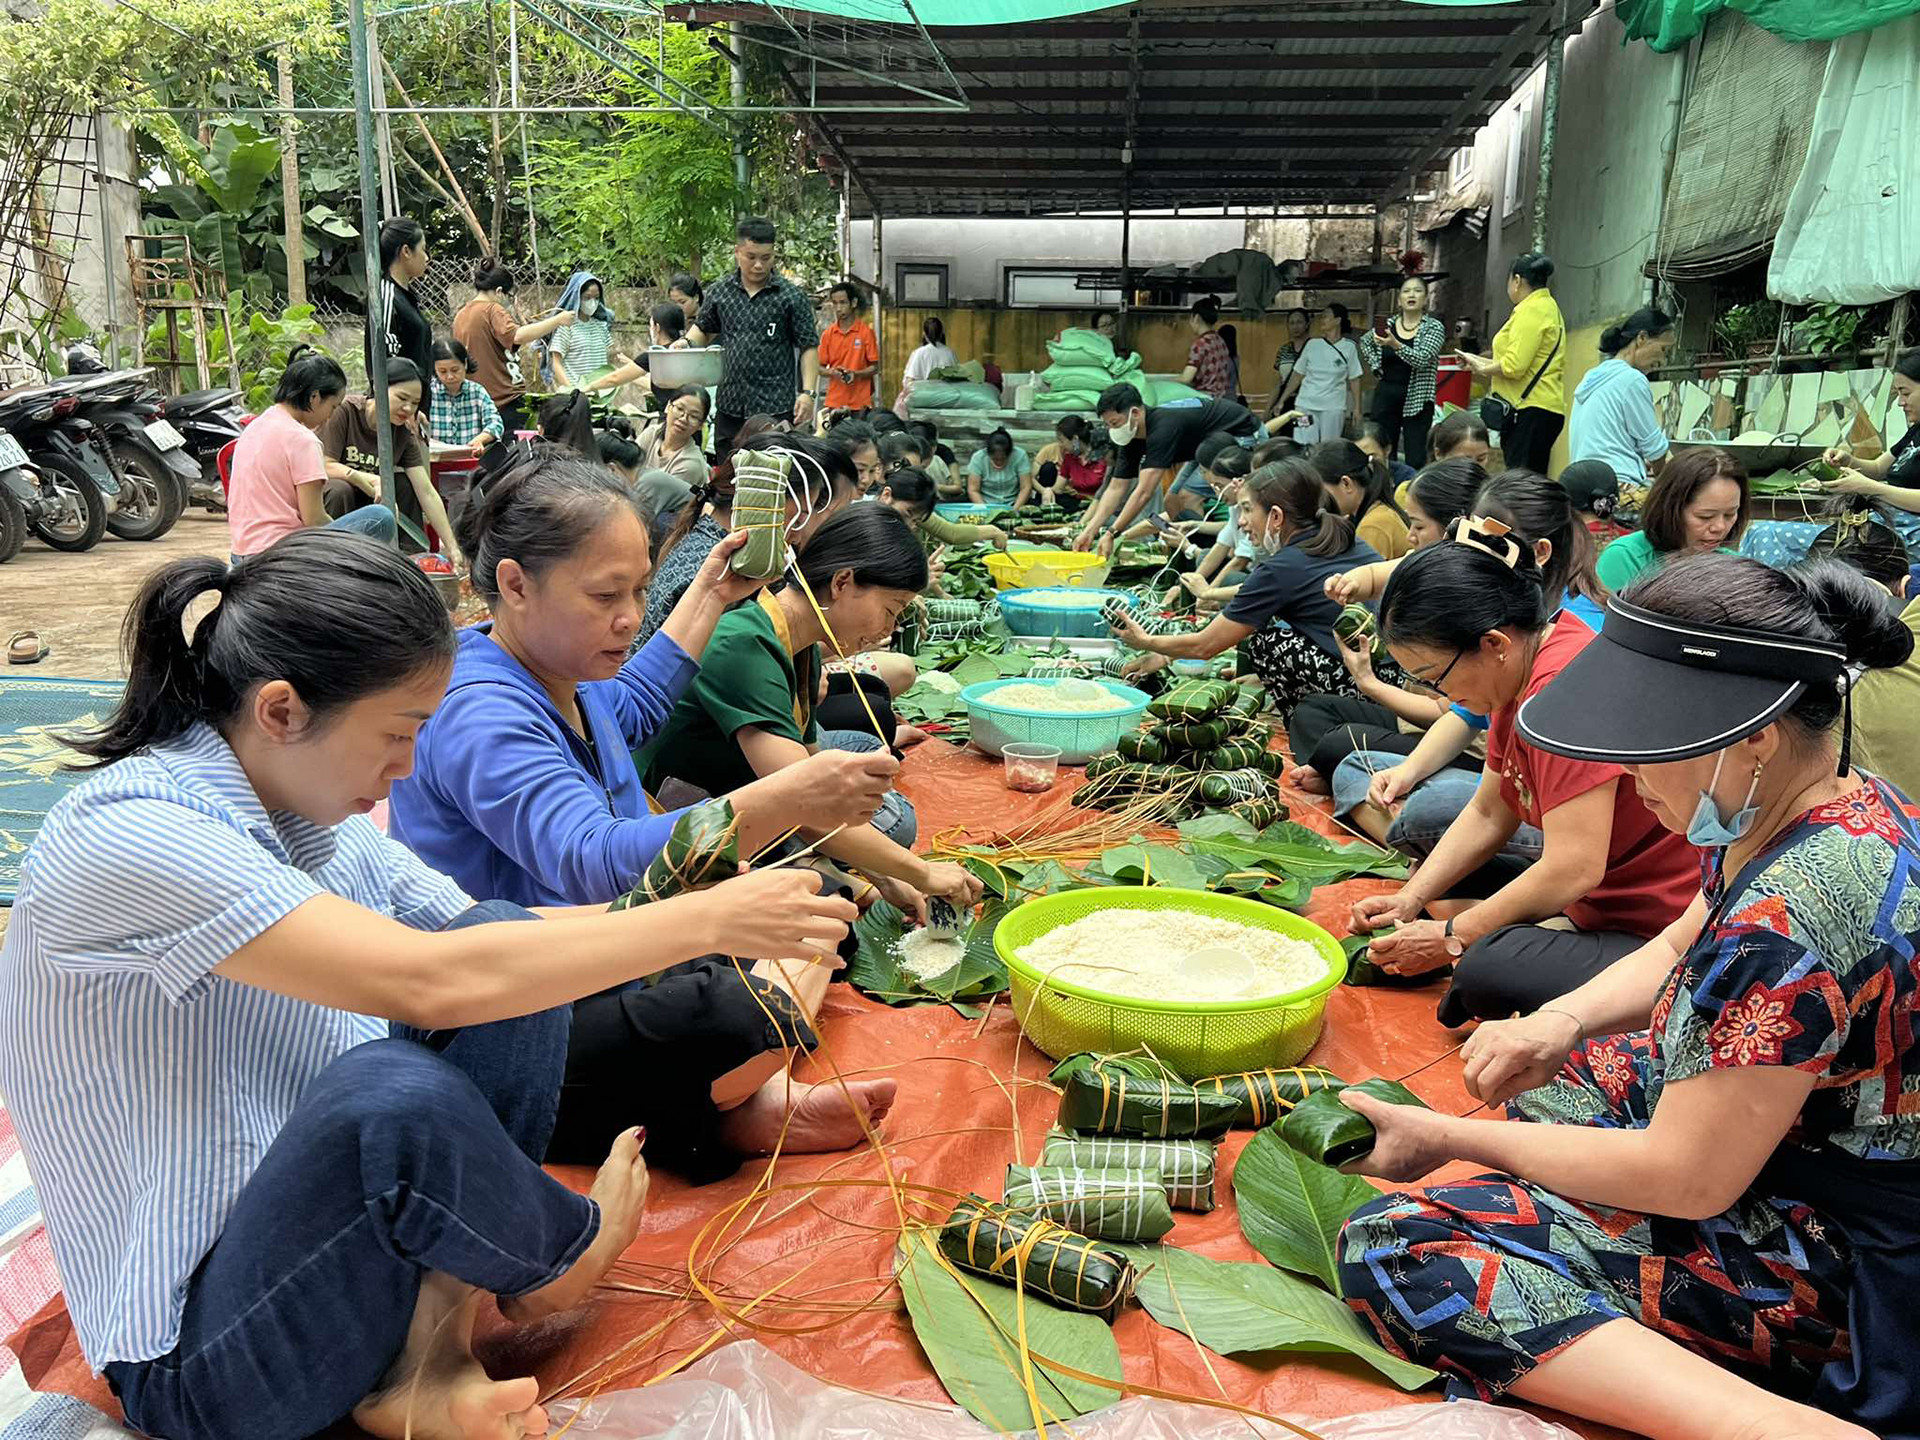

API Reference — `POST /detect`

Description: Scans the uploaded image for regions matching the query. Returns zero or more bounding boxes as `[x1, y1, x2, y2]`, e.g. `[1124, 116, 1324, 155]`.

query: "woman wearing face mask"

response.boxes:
[1347, 517, 1697, 1025]
[1339, 553, 1914, 1440]
[546, 272, 617, 390]
[1109, 457, 1387, 722]
[1357, 277, 1447, 467]
[1595, 447, 1748, 593]
[427, 340, 502, 451]
[641, 504, 983, 923]
[1569, 307, 1675, 486]
[388, 454, 901, 1174]
[318, 358, 464, 570]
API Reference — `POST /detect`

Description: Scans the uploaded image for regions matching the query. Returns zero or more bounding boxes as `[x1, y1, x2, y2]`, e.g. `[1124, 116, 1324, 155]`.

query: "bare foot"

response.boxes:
[1285, 764, 1329, 795]
[498, 1128, 648, 1323]
[355, 1279, 549, 1440]
[719, 1073, 898, 1154]
[893, 724, 929, 748]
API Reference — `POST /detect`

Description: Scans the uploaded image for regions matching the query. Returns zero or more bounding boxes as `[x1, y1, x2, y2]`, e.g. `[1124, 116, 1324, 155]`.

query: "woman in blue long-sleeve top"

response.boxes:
[388, 453, 902, 1177]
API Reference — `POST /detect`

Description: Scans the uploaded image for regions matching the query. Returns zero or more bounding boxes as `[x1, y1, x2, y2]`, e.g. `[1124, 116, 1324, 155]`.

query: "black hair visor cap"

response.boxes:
[1516, 596, 1848, 764]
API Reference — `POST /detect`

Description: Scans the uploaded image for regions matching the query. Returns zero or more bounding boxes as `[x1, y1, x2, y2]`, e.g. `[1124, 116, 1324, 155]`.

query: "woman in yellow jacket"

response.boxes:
[1458, 252, 1566, 474]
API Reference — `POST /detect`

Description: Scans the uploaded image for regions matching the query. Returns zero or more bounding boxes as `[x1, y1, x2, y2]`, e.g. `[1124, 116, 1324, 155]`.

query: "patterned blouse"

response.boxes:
[1644, 777, 1920, 1163]
[1356, 314, 1448, 417]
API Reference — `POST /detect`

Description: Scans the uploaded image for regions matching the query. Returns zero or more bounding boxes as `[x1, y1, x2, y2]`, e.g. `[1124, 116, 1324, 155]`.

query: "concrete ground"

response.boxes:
[2, 509, 232, 680]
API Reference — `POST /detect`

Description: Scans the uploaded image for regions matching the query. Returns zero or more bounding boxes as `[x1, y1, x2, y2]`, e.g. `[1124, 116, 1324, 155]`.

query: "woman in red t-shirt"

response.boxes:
[1350, 516, 1699, 1025]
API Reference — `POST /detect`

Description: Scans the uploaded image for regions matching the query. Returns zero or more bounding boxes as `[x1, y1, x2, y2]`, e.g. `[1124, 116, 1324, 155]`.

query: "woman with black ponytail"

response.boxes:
[1342, 553, 1917, 1440]
[1110, 456, 1386, 721]
[1310, 437, 1410, 559]
[1347, 517, 1697, 1026]
[0, 530, 859, 1440]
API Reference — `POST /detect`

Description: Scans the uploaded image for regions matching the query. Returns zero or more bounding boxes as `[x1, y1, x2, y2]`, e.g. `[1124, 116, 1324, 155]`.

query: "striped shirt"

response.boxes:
[0, 723, 473, 1368]
[429, 376, 505, 447]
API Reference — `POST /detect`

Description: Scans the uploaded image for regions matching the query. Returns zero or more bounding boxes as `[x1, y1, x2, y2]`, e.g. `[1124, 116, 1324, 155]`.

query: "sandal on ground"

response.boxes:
[7, 631, 48, 665]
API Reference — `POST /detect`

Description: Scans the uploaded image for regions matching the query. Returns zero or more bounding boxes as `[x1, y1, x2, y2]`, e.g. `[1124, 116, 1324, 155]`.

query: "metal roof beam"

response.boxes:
[800, 51, 1497, 72]
[824, 112, 1460, 134]
[806, 82, 1469, 103]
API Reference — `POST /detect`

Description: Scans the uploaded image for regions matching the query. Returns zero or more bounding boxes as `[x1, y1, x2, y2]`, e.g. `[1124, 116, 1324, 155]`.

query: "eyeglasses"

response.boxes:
[1427, 648, 1469, 688]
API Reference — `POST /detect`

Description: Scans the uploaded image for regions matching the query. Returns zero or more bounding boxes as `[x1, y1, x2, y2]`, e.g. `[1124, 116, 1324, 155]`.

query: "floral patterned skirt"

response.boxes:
[1337, 1034, 1852, 1402]
[1239, 625, 1409, 727]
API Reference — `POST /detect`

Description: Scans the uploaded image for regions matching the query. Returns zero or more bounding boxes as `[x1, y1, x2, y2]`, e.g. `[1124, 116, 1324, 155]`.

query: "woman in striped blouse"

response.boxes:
[0, 532, 875, 1440]
[1357, 277, 1448, 468]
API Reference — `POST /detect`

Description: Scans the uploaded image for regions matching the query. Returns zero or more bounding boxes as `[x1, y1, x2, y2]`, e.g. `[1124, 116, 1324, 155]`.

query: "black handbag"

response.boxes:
[1479, 327, 1561, 434]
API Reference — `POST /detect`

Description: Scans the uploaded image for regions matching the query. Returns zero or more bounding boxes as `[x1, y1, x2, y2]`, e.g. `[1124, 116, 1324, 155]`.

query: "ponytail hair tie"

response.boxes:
[1449, 515, 1524, 569]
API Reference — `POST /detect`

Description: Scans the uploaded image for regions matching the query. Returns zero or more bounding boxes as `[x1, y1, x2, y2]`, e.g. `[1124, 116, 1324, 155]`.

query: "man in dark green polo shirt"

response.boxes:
[688, 215, 821, 452]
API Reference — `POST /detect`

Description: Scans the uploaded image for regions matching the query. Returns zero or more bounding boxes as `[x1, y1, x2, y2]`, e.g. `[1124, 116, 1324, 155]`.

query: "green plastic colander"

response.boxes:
[994, 887, 1344, 1078]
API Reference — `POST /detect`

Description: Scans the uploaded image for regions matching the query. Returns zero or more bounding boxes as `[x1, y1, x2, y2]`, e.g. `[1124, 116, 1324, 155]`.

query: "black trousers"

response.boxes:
[1503, 406, 1564, 475]
[817, 669, 900, 747]
[550, 957, 817, 1183]
[1371, 398, 1435, 469]
[1435, 924, 1643, 1028]
[1286, 694, 1423, 775]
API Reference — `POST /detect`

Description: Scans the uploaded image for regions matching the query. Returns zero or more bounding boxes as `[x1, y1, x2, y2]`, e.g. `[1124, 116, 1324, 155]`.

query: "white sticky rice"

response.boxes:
[1017, 909, 1330, 1002]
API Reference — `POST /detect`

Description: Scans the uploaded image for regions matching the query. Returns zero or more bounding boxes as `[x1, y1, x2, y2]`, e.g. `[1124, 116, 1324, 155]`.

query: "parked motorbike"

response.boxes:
[160, 385, 249, 514]
[61, 349, 197, 537]
[0, 388, 116, 552]
[0, 427, 30, 564]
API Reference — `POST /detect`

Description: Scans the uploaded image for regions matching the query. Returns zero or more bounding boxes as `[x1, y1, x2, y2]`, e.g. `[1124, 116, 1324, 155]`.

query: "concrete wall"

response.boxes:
[848, 215, 1250, 303]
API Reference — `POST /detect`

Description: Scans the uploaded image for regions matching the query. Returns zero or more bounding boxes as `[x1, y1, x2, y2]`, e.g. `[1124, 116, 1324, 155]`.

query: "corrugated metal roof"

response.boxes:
[748, 0, 1590, 217]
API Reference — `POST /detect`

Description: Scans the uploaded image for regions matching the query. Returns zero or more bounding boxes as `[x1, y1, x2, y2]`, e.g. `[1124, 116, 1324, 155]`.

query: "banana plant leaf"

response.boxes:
[1279, 1080, 1430, 1168]
[1003, 1166, 1175, 1242]
[728, 451, 794, 580]
[1057, 1068, 1240, 1140]
[608, 798, 738, 909]
[1194, 1065, 1345, 1128]
[846, 898, 1012, 1007]
[1108, 1244, 1437, 1391]
[896, 1229, 1124, 1432]
[1039, 1129, 1217, 1212]
[1232, 1125, 1381, 1292]
[1095, 842, 1230, 891]
[1178, 817, 1409, 891]
[1047, 1051, 1183, 1086]
[936, 1195, 1138, 1318]
[1341, 933, 1443, 988]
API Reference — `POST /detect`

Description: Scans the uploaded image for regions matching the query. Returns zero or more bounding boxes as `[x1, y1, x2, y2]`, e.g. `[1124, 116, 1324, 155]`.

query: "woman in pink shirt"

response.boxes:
[227, 349, 397, 559]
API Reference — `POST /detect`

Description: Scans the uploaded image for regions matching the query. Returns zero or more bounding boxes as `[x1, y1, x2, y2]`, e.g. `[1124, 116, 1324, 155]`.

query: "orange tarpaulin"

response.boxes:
[6, 741, 1622, 1439]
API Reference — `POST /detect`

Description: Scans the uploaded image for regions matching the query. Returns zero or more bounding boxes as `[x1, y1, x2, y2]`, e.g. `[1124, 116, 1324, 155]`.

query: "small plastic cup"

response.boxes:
[1003, 742, 1062, 793]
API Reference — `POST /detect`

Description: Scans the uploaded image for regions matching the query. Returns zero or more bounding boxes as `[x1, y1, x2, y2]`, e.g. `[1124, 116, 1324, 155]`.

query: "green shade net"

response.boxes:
[770, 0, 1127, 21]
[1613, 0, 1920, 49]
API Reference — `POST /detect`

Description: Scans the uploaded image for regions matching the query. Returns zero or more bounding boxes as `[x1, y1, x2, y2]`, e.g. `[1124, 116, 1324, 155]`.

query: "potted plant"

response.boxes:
[1714, 300, 1780, 369]
[1791, 302, 1865, 361]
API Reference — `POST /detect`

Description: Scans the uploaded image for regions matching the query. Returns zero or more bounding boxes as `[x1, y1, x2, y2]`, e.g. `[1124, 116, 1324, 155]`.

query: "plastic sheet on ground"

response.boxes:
[6, 741, 1621, 1440]
[553, 1339, 1582, 1440]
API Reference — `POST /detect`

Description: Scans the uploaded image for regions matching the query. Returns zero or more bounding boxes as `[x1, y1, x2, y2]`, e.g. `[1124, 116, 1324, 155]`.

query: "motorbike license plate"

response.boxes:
[144, 418, 186, 451]
[0, 431, 24, 470]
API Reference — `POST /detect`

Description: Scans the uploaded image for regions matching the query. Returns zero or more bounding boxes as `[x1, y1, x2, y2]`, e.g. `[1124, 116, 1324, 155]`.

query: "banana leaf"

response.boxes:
[1178, 817, 1409, 887]
[1057, 1067, 1240, 1140]
[896, 1229, 1124, 1432]
[1115, 729, 1166, 763]
[1198, 768, 1270, 806]
[1195, 1065, 1344, 1128]
[608, 798, 738, 909]
[1150, 716, 1230, 750]
[1341, 933, 1442, 988]
[1207, 738, 1267, 771]
[937, 1195, 1138, 1319]
[1226, 684, 1265, 719]
[1233, 1124, 1381, 1292]
[1226, 797, 1286, 828]
[1147, 678, 1233, 721]
[1333, 603, 1389, 664]
[1039, 1129, 1217, 1212]
[1003, 1166, 1175, 1242]
[1095, 841, 1229, 891]
[845, 897, 1013, 1007]
[1047, 1051, 1182, 1086]
[1279, 1079, 1430, 1168]
[728, 451, 793, 580]
[1108, 1244, 1437, 1391]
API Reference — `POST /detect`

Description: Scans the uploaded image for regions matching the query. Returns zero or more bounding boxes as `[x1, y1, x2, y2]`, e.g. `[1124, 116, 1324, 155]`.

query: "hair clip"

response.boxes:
[1449, 515, 1523, 569]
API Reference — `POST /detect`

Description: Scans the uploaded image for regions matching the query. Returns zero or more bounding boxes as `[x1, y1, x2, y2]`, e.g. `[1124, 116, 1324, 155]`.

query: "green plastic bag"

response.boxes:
[1003, 1165, 1175, 1242]
[1277, 1079, 1430, 1167]
[1057, 1067, 1240, 1140]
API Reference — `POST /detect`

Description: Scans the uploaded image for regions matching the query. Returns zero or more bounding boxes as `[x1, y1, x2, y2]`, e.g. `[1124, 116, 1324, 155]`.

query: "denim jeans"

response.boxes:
[1333, 752, 1545, 874]
[328, 502, 398, 545]
[819, 729, 918, 848]
[107, 902, 594, 1440]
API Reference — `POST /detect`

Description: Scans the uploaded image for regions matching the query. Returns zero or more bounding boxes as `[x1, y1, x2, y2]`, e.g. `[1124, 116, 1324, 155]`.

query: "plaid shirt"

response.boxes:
[428, 377, 504, 446]
[695, 270, 819, 419]
[1187, 331, 1233, 398]
[1357, 314, 1447, 417]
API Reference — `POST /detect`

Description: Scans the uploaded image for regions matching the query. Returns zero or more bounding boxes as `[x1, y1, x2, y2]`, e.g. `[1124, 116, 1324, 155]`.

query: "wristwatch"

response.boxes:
[1442, 916, 1466, 958]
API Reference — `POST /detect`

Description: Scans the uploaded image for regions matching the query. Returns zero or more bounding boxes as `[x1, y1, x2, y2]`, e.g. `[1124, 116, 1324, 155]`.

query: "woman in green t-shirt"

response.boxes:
[1595, 448, 1748, 593]
[643, 503, 982, 921]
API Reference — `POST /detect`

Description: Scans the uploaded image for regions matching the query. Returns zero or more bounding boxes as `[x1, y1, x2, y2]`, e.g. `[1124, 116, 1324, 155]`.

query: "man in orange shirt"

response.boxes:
[819, 280, 879, 419]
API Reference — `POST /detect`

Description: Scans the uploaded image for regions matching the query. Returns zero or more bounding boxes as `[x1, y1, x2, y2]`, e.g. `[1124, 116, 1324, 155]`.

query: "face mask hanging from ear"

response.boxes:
[1686, 750, 1763, 847]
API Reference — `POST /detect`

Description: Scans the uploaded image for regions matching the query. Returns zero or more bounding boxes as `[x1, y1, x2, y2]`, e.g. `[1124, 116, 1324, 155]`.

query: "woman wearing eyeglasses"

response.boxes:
[1348, 516, 1698, 1025]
